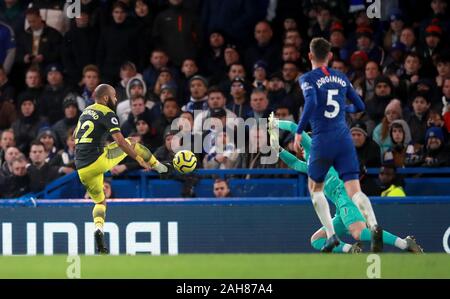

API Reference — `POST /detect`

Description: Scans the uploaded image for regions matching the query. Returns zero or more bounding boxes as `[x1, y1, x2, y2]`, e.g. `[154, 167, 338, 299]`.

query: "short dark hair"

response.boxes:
[214, 178, 229, 186]
[163, 97, 179, 106]
[207, 86, 226, 97]
[25, 7, 41, 17]
[30, 140, 45, 149]
[310, 37, 331, 61]
[130, 95, 146, 103]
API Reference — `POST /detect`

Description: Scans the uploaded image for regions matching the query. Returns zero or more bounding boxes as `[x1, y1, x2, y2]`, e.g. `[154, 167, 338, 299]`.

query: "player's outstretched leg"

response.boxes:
[93, 201, 108, 254]
[311, 222, 362, 253]
[132, 141, 168, 174]
[357, 228, 423, 253]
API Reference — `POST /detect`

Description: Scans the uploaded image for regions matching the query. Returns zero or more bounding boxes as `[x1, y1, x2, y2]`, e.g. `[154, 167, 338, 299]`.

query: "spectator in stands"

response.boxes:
[120, 95, 153, 137]
[266, 71, 287, 111]
[28, 0, 67, 34]
[62, 9, 97, 86]
[283, 29, 304, 50]
[329, 22, 348, 61]
[399, 53, 424, 97]
[153, 97, 181, 146]
[219, 63, 247, 98]
[143, 49, 178, 91]
[15, 7, 62, 72]
[378, 164, 406, 197]
[0, 20, 15, 75]
[193, 87, 236, 134]
[351, 121, 381, 168]
[419, 23, 444, 78]
[0, 0, 25, 34]
[354, 61, 381, 103]
[366, 75, 395, 124]
[152, 0, 200, 67]
[348, 50, 369, 82]
[0, 155, 29, 198]
[0, 66, 15, 101]
[310, 4, 332, 39]
[115, 61, 140, 103]
[116, 76, 151, 125]
[0, 76, 16, 130]
[200, 30, 226, 82]
[407, 93, 431, 147]
[359, 165, 380, 196]
[154, 128, 181, 162]
[383, 120, 413, 167]
[252, 60, 269, 90]
[223, 43, 241, 73]
[383, 10, 405, 52]
[245, 20, 281, 74]
[383, 42, 407, 78]
[0, 128, 15, 166]
[355, 26, 385, 65]
[153, 67, 177, 98]
[182, 75, 208, 112]
[435, 55, 450, 90]
[178, 58, 200, 103]
[427, 109, 448, 141]
[37, 127, 59, 164]
[227, 77, 251, 119]
[247, 88, 271, 120]
[440, 77, 450, 115]
[40, 64, 72, 125]
[373, 99, 403, 156]
[27, 140, 61, 193]
[16, 67, 42, 109]
[76, 64, 100, 110]
[96, 1, 139, 84]
[400, 27, 417, 53]
[134, 114, 159, 152]
[134, 0, 154, 70]
[213, 178, 231, 198]
[0, 145, 20, 177]
[281, 61, 302, 118]
[149, 83, 177, 120]
[204, 130, 241, 169]
[50, 128, 76, 173]
[421, 127, 449, 167]
[52, 96, 79, 149]
[12, 97, 47, 154]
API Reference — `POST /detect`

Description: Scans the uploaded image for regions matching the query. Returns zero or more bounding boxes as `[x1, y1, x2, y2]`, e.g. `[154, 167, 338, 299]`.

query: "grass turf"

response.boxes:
[0, 254, 449, 279]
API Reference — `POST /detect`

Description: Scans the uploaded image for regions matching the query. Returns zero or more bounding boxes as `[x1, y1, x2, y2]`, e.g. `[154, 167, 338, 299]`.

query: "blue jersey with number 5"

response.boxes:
[296, 66, 365, 183]
[296, 67, 364, 136]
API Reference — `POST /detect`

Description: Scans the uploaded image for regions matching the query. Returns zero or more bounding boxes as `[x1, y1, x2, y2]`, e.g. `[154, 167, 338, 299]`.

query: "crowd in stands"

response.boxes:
[0, 0, 449, 198]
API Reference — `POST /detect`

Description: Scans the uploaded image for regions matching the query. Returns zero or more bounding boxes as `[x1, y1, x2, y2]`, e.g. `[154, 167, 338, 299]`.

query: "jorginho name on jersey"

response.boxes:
[296, 67, 364, 136]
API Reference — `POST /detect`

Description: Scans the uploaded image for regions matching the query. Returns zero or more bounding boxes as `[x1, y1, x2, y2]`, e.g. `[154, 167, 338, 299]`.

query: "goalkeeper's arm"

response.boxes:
[278, 120, 312, 157]
[279, 149, 308, 174]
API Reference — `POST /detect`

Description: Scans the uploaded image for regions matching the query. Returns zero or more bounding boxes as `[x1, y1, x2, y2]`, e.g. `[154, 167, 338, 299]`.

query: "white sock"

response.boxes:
[352, 191, 378, 228]
[311, 192, 335, 238]
[395, 238, 408, 250]
[342, 244, 352, 253]
[153, 161, 168, 174]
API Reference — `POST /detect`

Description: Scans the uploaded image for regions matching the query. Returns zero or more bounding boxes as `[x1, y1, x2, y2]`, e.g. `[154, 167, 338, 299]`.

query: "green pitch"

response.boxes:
[0, 254, 449, 279]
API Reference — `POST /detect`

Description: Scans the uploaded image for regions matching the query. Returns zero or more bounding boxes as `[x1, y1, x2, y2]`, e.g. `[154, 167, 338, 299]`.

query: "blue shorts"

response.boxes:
[307, 133, 359, 183]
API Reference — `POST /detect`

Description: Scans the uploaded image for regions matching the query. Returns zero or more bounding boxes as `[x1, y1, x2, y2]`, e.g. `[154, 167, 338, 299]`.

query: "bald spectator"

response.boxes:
[0, 155, 30, 198]
[247, 88, 271, 120]
[0, 146, 21, 177]
[0, 129, 15, 166]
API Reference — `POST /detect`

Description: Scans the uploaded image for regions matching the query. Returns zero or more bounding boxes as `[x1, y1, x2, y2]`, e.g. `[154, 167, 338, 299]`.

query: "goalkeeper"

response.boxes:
[268, 113, 423, 253]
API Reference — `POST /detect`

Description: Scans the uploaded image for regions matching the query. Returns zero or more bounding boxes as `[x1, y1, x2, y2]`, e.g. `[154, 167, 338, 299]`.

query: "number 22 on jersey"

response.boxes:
[74, 120, 95, 144]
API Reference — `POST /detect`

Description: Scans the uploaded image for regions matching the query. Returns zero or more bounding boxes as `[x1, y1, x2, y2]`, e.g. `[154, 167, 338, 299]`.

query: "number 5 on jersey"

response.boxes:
[74, 120, 95, 144]
[325, 89, 340, 119]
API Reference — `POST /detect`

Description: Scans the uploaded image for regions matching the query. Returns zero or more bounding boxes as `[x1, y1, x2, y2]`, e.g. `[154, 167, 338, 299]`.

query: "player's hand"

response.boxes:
[294, 133, 302, 153]
[268, 112, 279, 131]
[136, 156, 151, 170]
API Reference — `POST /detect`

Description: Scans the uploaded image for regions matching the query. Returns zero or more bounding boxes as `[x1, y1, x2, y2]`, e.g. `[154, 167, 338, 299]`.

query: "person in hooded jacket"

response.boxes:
[383, 119, 414, 167]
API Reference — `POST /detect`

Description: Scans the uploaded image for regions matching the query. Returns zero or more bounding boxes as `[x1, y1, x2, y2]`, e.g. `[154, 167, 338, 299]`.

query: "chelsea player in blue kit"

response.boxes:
[294, 38, 383, 252]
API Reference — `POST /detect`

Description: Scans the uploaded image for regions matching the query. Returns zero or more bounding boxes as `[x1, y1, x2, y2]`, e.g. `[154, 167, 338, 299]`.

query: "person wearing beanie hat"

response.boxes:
[11, 97, 48, 154]
[37, 127, 59, 163]
[253, 60, 269, 89]
[182, 75, 209, 113]
[349, 50, 369, 81]
[51, 95, 80, 149]
[421, 126, 449, 167]
[350, 121, 382, 168]
[373, 99, 403, 156]
[419, 23, 444, 77]
[366, 76, 395, 124]
[356, 26, 385, 65]
[383, 9, 405, 52]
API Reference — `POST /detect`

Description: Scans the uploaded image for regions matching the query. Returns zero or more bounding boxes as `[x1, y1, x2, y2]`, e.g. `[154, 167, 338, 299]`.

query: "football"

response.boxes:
[173, 150, 197, 174]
